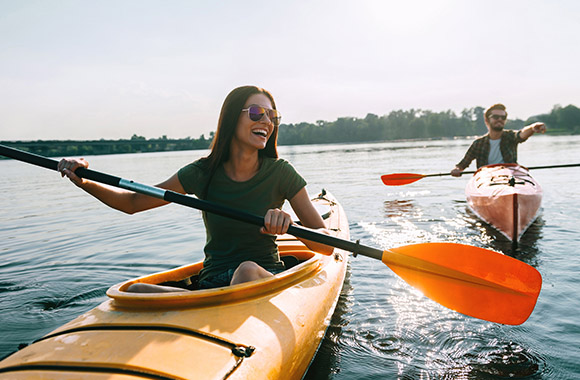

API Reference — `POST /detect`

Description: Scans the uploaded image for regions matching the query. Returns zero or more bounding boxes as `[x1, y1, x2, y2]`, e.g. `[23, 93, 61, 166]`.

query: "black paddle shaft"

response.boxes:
[0, 144, 384, 260]
[427, 163, 580, 178]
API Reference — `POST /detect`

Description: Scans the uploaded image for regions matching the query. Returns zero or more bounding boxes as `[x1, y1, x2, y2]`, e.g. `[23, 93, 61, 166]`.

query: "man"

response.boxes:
[451, 103, 547, 176]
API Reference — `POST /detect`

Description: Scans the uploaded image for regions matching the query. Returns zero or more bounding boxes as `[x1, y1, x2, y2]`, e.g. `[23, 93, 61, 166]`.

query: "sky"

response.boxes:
[1, 0, 579, 141]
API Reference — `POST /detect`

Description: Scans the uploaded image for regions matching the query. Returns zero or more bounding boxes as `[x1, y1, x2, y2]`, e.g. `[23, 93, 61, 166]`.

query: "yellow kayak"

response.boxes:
[0, 190, 349, 380]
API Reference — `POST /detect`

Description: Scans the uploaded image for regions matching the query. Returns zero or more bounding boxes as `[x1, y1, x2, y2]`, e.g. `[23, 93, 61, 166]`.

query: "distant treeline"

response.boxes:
[278, 103, 579, 144]
[3, 104, 579, 157]
[0, 135, 213, 158]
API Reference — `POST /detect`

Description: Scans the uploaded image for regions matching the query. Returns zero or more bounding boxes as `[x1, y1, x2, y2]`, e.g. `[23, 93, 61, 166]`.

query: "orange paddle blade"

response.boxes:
[382, 243, 541, 325]
[381, 173, 425, 186]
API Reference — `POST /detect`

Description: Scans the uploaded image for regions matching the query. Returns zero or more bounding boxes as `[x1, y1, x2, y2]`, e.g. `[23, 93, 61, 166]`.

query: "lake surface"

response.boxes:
[1, 135, 579, 379]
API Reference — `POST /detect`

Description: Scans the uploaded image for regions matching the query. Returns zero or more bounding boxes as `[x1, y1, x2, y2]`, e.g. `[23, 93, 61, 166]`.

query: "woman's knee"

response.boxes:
[231, 261, 272, 284]
[236, 261, 262, 274]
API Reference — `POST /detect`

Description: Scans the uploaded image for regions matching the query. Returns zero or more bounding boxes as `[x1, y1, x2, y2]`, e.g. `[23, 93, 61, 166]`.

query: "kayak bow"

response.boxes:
[0, 191, 349, 380]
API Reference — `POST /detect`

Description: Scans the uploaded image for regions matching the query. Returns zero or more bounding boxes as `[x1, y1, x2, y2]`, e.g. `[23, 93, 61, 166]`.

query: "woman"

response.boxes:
[58, 85, 333, 292]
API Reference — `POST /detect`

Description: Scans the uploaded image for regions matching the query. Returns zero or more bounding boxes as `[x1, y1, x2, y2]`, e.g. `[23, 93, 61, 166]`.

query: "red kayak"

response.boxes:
[465, 164, 542, 243]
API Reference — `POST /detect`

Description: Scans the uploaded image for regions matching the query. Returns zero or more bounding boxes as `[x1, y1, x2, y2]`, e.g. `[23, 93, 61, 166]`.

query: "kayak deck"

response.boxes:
[465, 164, 542, 243]
[0, 191, 349, 380]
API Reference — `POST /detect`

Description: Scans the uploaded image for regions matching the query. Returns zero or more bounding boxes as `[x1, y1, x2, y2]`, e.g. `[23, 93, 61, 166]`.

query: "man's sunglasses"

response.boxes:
[242, 105, 282, 126]
[489, 114, 507, 121]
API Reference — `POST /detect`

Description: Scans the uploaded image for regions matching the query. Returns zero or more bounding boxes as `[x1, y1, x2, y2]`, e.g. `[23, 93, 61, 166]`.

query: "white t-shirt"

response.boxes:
[488, 138, 504, 165]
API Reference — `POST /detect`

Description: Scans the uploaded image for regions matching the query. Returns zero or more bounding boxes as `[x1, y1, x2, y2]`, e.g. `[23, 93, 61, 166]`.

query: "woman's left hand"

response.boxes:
[261, 208, 293, 235]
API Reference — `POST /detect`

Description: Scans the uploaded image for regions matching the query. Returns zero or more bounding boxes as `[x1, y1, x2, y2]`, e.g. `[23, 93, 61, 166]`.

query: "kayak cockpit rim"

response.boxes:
[106, 249, 345, 309]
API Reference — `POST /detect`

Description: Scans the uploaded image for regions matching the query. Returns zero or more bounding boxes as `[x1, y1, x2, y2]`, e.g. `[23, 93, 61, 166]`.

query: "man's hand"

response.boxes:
[451, 167, 463, 177]
[530, 122, 547, 134]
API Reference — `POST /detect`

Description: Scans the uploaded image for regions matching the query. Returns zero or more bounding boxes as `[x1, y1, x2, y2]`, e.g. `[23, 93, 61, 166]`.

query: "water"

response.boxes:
[1, 135, 579, 379]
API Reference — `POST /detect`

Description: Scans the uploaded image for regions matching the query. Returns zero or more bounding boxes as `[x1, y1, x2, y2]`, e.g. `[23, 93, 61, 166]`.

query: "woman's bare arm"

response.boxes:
[58, 158, 186, 214]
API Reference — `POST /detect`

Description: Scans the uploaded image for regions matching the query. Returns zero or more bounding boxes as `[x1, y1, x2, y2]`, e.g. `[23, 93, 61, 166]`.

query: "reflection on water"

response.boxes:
[383, 199, 415, 218]
[462, 206, 544, 261]
[338, 258, 547, 379]
[304, 264, 354, 380]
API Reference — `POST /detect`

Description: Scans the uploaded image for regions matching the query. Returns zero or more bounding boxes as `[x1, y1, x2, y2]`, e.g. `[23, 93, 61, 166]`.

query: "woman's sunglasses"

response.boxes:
[242, 105, 282, 126]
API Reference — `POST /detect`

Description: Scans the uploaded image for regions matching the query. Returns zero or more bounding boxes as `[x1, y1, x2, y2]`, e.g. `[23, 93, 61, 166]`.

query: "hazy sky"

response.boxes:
[1, 0, 579, 141]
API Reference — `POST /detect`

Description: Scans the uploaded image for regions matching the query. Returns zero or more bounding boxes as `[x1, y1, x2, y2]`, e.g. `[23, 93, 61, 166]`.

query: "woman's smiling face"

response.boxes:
[233, 93, 275, 151]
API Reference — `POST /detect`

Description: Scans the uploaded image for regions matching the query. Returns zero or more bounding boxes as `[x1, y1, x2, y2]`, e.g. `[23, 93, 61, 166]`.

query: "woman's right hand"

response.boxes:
[57, 158, 89, 187]
[261, 208, 293, 236]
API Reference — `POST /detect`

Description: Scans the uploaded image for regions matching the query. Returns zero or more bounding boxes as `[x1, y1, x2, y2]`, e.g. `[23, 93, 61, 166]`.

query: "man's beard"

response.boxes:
[490, 124, 504, 132]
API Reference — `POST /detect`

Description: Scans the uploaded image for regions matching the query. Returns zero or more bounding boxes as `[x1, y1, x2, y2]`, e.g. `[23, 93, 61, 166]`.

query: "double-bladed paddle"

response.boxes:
[381, 163, 580, 186]
[0, 144, 542, 325]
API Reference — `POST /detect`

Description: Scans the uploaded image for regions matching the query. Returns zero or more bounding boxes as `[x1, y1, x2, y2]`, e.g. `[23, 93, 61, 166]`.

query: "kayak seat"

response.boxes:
[281, 255, 300, 269]
[159, 275, 200, 291]
[279, 249, 315, 269]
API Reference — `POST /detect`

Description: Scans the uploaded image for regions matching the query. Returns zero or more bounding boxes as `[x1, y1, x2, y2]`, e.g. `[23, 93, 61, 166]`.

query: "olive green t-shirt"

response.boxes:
[177, 157, 307, 283]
